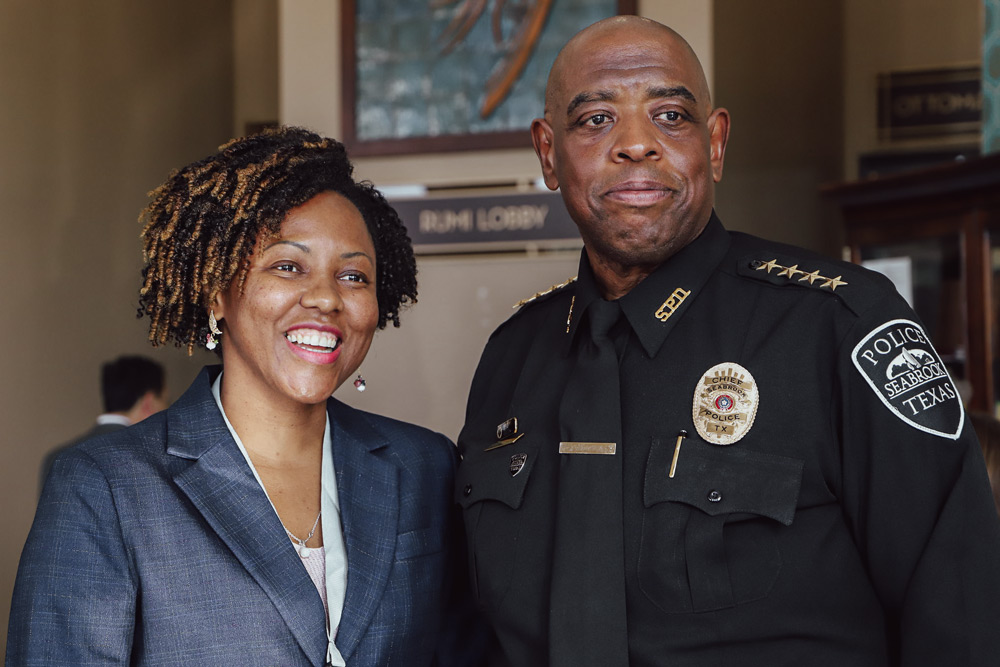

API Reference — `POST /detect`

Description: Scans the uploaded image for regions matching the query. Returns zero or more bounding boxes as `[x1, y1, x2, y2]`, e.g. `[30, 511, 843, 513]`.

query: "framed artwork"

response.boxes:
[341, 0, 637, 156]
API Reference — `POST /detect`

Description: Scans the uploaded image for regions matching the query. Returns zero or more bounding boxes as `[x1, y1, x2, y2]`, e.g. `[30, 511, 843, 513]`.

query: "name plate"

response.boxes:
[558, 441, 617, 455]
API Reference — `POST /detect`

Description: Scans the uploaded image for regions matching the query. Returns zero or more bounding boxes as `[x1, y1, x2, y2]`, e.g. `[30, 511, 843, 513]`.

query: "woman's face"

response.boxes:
[213, 191, 379, 407]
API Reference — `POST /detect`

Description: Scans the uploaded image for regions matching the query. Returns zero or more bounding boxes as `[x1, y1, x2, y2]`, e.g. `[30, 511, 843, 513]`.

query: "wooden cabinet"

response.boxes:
[825, 153, 1000, 414]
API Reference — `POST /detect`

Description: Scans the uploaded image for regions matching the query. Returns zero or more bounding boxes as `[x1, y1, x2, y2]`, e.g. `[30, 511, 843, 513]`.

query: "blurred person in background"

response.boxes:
[39, 355, 166, 494]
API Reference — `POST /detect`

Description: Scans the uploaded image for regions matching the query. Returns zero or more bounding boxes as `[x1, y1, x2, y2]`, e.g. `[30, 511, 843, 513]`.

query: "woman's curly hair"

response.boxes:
[138, 126, 417, 354]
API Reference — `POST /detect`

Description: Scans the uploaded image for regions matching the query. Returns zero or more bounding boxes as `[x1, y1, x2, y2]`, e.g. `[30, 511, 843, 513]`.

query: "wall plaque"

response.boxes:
[877, 66, 982, 140]
[390, 191, 581, 254]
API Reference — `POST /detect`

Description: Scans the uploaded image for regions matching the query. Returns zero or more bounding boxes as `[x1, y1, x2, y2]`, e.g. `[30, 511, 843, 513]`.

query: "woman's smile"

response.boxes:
[284, 325, 343, 364]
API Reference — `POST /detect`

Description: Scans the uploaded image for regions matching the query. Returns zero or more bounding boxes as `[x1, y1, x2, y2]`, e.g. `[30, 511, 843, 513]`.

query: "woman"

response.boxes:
[8, 127, 484, 666]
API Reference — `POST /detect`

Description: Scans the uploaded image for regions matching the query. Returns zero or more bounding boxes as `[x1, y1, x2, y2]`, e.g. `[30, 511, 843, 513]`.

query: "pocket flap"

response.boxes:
[644, 439, 803, 526]
[455, 447, 536, 510]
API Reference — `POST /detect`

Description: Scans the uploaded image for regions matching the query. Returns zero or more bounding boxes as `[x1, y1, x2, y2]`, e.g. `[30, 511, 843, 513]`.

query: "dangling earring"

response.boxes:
[353, 374, 367, 392]
[206, 310, 222, 350]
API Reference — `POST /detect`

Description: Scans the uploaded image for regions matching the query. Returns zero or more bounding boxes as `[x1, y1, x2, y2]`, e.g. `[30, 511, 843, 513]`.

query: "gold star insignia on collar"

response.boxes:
[777, 264, 802, 279]
[513, 276, 577, 309]
[755, 259, 780, 273]
[820, 275, 848, 291]
[798, 269, 823, 285]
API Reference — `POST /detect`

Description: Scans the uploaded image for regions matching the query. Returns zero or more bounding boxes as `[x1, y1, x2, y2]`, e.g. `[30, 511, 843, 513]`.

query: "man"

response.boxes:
[457, 16, 1000, 667]
[40, 355, 166, 492]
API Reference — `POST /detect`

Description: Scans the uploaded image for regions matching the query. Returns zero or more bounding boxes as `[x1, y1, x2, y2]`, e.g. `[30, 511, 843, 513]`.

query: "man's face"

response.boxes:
[532, 22, 729, 272]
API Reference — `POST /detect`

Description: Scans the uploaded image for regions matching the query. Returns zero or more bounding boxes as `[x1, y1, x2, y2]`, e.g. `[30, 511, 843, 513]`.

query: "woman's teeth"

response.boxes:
[285, 329, 340, 352]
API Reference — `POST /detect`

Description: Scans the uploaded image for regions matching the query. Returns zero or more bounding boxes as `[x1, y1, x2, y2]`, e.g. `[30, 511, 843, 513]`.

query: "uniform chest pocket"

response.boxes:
[455, 447, 537, 611]
[638, 439, 803, 614]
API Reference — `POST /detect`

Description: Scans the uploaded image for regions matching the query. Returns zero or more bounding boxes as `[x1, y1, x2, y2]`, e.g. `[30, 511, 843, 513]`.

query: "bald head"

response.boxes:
[530, 15, 730, 298]
[545, 16, 712, 120]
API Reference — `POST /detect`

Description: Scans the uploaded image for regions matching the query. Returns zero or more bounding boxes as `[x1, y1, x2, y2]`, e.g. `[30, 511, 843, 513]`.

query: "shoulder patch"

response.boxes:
[513, 276, 577, 309]
[851, 319, 964, 439]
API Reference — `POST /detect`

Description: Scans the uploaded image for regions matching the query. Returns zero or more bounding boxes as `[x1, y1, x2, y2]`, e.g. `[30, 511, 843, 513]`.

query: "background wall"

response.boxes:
[0, 0, 237, 650]
[713, 0, 844, 253]
[843, 0, 984, 178]
[234, 0, 279, 136]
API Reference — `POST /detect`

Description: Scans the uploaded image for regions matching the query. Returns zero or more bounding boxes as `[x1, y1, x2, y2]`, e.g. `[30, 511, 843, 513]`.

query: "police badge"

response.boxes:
[692, 362, 760, 445]
[852, 318, 965, 439]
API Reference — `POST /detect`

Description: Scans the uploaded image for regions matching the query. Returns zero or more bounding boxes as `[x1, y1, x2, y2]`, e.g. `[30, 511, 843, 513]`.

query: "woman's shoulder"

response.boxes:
[38, 412, 174, 512]
[329, 398, 452, 442]
[54, 411, 171, 477]
[327, 399, 455, 460]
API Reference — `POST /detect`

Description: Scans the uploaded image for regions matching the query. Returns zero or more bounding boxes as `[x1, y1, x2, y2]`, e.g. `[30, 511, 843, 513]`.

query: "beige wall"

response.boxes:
[234, 0, 279, 137]
[713, 0, 844, 253]
[843, 0, 984, 179]
[0, 0, 235, 651]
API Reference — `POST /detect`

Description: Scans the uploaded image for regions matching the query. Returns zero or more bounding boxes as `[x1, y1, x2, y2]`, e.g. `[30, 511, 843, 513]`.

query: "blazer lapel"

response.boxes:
[167, 367, 328, 666]
[328, 400, 400, 662]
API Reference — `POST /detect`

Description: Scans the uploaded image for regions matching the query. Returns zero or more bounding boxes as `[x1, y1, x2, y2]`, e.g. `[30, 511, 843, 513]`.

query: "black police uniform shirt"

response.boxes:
[456, 213, 1000, 667]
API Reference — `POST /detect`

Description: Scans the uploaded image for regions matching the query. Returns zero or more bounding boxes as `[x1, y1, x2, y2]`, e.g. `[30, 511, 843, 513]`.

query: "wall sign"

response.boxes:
[390, 191, 581, 254]
[877, 66, 982, 140]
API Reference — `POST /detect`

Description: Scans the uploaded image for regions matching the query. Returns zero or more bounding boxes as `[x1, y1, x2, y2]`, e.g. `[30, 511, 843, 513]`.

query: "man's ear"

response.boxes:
[530, 117, 560, 191]
[707, 107, 731, 183]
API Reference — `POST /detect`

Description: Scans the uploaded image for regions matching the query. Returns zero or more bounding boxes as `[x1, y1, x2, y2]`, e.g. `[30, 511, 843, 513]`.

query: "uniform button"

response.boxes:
[463, 484, 473, 497]
[707, 489, 722, 503]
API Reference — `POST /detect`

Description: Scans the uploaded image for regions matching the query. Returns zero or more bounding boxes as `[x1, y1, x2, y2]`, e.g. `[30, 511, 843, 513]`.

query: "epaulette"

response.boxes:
[512, 276, 577, 309]
[735, 251, 890, 317]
